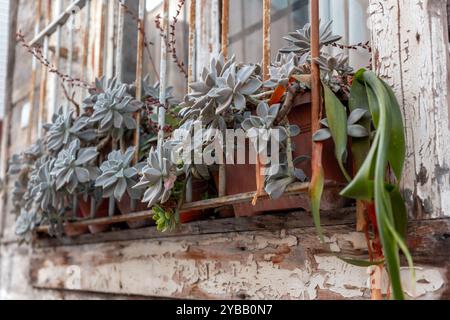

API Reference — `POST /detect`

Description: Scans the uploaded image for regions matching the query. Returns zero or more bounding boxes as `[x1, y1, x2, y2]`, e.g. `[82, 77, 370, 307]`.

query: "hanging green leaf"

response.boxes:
[323, 84, 351, 181]
[309, 160, 325, 242]
[340, 70, 412, 300]
[349, 71, 371, 172]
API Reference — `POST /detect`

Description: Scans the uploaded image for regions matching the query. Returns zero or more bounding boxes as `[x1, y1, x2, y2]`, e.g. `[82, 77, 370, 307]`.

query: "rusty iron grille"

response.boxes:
[26, 0, 325, 235]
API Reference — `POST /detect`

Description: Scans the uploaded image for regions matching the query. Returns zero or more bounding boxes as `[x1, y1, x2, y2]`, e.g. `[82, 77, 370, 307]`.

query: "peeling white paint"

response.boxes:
[315, 255, 368, 298]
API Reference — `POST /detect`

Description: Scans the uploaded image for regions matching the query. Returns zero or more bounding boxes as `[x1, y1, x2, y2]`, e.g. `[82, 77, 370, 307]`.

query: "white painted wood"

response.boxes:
[195, 0, 220, 77]
[369, 0, 450, 218]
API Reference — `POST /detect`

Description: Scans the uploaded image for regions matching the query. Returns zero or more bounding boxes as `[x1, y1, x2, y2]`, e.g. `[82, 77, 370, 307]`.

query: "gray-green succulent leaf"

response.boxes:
[52, 139, 99, 194]
[95, 147, 144, 201]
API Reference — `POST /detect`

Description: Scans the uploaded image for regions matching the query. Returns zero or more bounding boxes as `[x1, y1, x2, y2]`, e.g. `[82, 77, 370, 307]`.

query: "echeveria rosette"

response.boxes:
[210, 63, 263, 114]
[89, 79, 143, 140]
[134, 147, 177, 208]
[143, 76, 179, 107]
[279, 20, 341, 58]
[313, 108, 371, 143]
[265, 53, 300, 89]
[264, 156, 309, 200]
[51, 139, 100, 194]
[44, 109, 96, 153]
[95, 147, 145, 201]
[241, 102, 300, 158]
[31, 157, 60, 212]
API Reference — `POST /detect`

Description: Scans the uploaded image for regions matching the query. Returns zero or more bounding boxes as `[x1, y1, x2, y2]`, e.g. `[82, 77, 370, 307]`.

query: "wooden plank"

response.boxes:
[33, 181, 343, 234]
[369, 0, 450, 218]
[30, 217, 450, 300]
[28, 0, 87, 47]
[0, 0, 19, 238]
[34, 208, 357, 248]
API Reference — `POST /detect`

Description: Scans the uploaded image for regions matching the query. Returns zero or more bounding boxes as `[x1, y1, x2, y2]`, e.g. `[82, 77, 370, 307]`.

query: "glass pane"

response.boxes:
[229, 0, 309, 64]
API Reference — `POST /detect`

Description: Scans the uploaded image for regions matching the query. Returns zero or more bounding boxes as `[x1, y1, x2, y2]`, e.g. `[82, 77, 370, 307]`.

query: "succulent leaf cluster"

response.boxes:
[279, 20, 341, 58]
[95, 147, 144, 201]
[51, 139, 99, 194]
[88, 78, 143, 140]
[44, 109, 96, 153]
[134, 147, 177, 207]
[313, 108, 370, 143]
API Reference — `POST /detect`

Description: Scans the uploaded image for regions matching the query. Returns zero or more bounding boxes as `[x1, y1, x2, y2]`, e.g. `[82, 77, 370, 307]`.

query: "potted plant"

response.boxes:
[50, 139, 106, 234]
[95, 147, 151, 228]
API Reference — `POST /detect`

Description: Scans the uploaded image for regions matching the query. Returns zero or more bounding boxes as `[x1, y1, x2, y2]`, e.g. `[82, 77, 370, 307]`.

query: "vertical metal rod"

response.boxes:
[157, 0, 169, 163]
[106, 0, 116, 79]
[186, 0, 196, 203]
[310, 0, 321, 140]
[252, 0, 271, 205]
[81, 0, 91, 99]
[65, 11, 75, 115]
[262, 0, 271, 81]
[134, 0, 146, 164]
[108, 196, 115, 217]
[221, 0, 229, 57]
[90, 197, 96, 218]
[115, 1, 125, 82]
[97, 0, 107, 78]
[51, 0, 63, 116]
[27, 0, 42, 144]
[188, 0, 196, 87]
[218, 0, 230, 197]
[210, 0, 220, 55]
[37, 0, 52, 138]
[73, 194, 78, 219]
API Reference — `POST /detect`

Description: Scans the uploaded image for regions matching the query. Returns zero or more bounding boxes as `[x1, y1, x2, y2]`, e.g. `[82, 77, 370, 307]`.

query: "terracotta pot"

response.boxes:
[219, 93, 349, 217]
[78, 197, 111, 234]
[179, 179, 210, 223]
[64, 210, 89, 237]
[117, 193, 154, 229]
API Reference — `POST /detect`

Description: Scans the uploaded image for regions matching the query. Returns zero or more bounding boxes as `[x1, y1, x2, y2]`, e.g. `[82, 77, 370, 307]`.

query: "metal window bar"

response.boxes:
[28, 0, 102, 222]
[34, 0, 328, 235]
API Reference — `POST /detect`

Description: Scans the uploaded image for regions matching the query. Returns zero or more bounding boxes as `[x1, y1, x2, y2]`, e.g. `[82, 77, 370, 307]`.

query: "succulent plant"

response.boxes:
[317, 52, 353, 76]
[95, 147, 145, 201]
[152, 205, 179, 232]
[15, 208, 41, 236]
[51, 139, 100, 194]
[88, 78, 143, 140]
[279, 20, 341, 57]
[209, 63, 262, 114]
[188, 53, 236, 98]
[143, 76, 179, 106]
[134, 147, 177, 207]
[31, 157, 59, 212]
[264, 156, 309, 199]
[180, 53, 262, 120]
[313, 108, 370, 143]
[83, 77, 135, 109]
[265, 53, 300, 88]
[241, 102, 300, 156]
[44, 109, 96, 153]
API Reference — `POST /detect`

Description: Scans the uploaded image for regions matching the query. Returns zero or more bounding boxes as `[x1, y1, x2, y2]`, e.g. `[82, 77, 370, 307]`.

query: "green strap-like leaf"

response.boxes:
[323, 84, 351, 181]
[309, 166, 325, 242]
[349, 69, 371, 172]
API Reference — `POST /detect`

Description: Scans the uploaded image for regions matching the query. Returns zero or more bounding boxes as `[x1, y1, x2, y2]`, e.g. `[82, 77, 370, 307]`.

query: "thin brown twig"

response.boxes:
[60, 82, 80, 116]
[16, 31, 92, 90]
[155, 0, 188, 79]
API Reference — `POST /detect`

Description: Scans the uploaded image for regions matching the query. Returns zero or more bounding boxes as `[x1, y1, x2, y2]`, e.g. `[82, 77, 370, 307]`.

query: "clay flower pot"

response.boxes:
[64, 210, 89, 237]
[116, 193, 154, 229]
[78, 197, 111, 234]
[219, 93, 349, 217]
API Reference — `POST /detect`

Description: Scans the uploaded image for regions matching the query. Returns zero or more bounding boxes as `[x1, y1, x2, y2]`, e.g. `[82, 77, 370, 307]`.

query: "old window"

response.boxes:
[14, 0, 371, 242]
